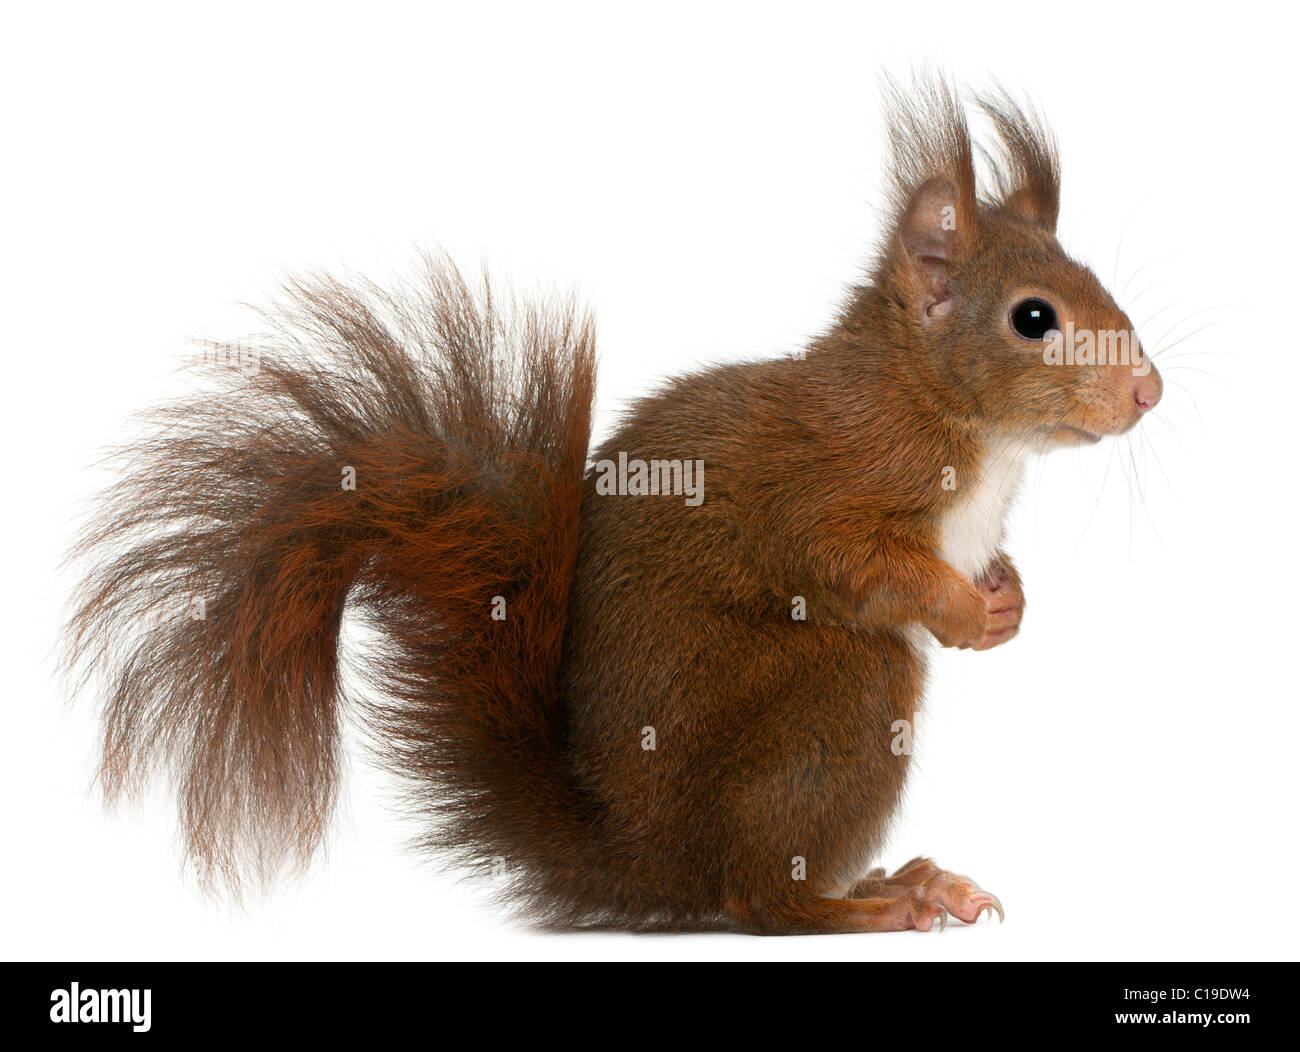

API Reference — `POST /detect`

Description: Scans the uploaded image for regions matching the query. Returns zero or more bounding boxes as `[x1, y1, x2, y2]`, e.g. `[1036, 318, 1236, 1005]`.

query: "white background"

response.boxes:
[3, 1, 1295, 962]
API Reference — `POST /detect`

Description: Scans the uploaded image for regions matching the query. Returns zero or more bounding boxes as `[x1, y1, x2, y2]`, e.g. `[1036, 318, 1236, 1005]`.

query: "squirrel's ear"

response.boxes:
[898, 176, 970, 321]
[1000, 185, 1058, 230]
[978, 88, 1061, 232]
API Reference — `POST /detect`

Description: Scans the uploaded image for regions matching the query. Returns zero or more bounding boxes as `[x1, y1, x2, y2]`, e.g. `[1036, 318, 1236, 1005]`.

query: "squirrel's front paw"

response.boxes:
[924, 581, 989, 649]
[970, 561, 1024, 650]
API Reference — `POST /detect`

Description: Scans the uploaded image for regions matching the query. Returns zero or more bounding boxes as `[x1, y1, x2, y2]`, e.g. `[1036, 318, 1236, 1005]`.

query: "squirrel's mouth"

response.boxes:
[1053, 424, 1102, 445]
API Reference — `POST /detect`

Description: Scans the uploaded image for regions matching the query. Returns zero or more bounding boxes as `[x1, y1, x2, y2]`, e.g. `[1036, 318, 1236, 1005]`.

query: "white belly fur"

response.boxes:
[937, 443, 1025, 581]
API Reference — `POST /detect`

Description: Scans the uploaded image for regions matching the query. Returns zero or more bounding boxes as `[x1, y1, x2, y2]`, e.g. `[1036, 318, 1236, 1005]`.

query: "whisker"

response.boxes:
[1112, 200, 1145, 290]
[1121, 280, 1164, 314]
[1143, 407, 1188, 453]
[1149, 348, 1224, 362]
[1138, 421, 1176, 493]
[1157, 363, 1227, 385]
[1159, 377, 1208, 431]
[1118, 252, 1179, 302]
[1074, 426, 1117, 555]
[1152, 319, 1220, 358]
[1149, 304, 1239, 352]
[1121, 433, 1135, 552]
[1135, 301, 1183, 330]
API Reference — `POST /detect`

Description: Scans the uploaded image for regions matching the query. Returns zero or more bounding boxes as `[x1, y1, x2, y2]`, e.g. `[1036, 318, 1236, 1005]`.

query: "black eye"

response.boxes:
[1010, 298, 1059, 340]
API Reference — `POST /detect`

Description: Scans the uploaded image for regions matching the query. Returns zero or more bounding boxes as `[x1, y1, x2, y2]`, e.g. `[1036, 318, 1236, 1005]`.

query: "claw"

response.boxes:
[934, 908, 948, 932]
[985, 895, 1005, 923]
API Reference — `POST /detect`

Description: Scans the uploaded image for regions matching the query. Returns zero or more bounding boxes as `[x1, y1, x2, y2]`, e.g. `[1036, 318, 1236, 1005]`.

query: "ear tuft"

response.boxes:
[879, 73, 980, 322]
[976, 85, 1061, 230]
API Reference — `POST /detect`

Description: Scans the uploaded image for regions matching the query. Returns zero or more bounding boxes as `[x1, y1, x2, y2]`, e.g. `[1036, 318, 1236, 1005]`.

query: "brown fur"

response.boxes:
[63, 77, 1160, 932]
[64, 260, 598, 907]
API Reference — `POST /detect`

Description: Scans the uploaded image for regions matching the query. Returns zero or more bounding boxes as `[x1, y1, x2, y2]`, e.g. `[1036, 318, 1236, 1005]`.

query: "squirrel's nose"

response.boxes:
[1133, 374, 1161, 413]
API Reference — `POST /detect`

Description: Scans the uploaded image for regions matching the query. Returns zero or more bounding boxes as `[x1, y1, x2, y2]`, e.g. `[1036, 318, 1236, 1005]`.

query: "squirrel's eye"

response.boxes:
[1010, 298, 1059, 340]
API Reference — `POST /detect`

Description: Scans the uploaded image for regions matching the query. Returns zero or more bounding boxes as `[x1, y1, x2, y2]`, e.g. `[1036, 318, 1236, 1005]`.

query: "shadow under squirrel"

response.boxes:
[64, 78, 1162, 934]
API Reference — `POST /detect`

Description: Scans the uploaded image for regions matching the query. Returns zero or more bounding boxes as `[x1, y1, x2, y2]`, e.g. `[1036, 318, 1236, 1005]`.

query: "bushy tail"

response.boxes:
[63, 256, 599, 916]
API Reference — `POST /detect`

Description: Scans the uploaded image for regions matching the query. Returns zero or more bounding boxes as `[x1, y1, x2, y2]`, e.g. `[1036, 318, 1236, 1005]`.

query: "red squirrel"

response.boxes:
[64, 78, 1161, 934]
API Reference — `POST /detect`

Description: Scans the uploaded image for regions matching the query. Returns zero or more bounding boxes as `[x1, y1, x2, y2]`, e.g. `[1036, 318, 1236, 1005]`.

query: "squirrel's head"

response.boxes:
[867, 78, 1161, 446]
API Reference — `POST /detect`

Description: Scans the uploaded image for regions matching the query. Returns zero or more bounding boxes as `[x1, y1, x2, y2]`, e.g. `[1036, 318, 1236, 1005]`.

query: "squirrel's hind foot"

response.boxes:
[850, 856, 1004, 928]
[727, 857, 1004, 935]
